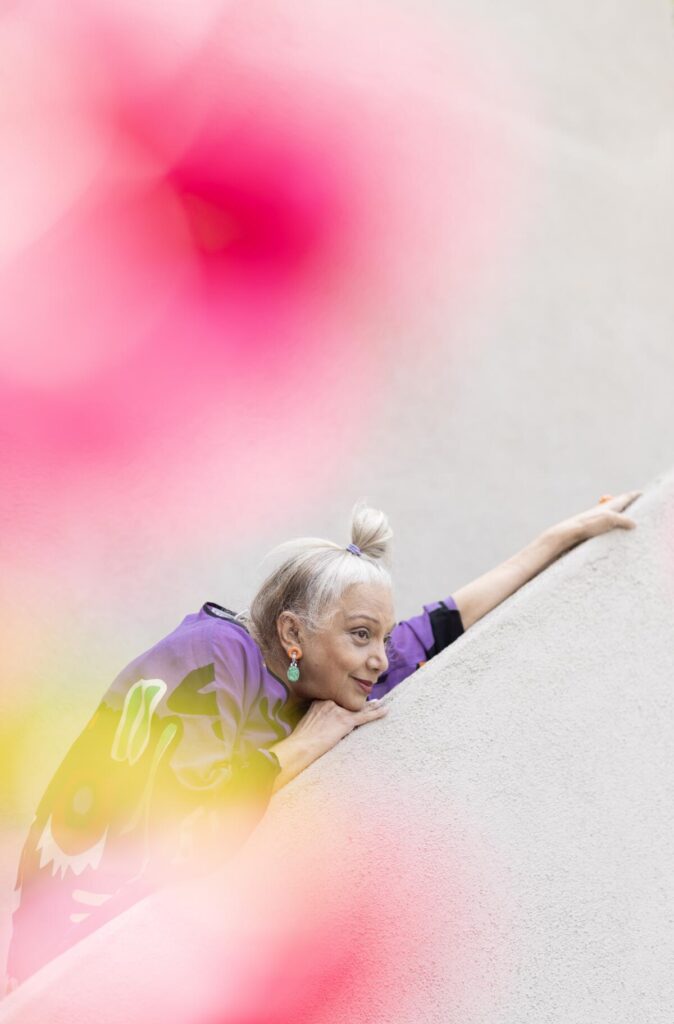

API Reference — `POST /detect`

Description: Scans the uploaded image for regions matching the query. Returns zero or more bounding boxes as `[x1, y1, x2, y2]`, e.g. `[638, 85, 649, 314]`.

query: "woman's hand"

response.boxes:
[270, 698, 388, 792]
[290, 697, 388, 750]
[548, 490, 642, 549]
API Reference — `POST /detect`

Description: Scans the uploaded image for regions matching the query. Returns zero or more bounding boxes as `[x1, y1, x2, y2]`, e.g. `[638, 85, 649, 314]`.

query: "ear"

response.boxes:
[276, 611, 303, 650]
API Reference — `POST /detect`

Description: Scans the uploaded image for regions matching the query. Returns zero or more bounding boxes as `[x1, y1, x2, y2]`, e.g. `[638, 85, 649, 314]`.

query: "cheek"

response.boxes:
[307, 643, 344, 677]
[341, 639, 361, 663]
[312, 637, 362, 678]
[321, 640, 357, 677]
[345, 646, 368, 675]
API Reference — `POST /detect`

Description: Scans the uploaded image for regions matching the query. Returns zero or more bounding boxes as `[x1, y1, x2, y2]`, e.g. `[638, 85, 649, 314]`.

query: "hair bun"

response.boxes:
[349, 499, 393, 563]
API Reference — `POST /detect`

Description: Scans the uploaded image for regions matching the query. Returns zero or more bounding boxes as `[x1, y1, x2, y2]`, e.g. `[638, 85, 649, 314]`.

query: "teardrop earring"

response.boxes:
[287, 646, 302, 683]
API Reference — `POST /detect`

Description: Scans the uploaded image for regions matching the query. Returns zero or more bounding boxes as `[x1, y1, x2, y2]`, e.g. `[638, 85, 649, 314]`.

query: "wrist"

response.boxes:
[271, 731, 321, 764]
[541, 522, 581, 556]
[269, 732, 324, 790]
[507, 527, 572, 585]
[268, 734, 300, 772]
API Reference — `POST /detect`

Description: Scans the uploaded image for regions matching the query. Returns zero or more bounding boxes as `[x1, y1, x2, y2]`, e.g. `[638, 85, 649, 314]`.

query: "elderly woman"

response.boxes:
[6, 490, 640, 985]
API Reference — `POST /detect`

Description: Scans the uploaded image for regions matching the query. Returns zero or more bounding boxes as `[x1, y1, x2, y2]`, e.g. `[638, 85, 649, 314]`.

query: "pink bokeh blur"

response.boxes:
[3, 785, 514, 1021]
[1, 0, 520, 557]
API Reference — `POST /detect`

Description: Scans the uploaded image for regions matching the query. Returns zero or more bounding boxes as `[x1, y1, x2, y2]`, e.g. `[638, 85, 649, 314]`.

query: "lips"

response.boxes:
[352, 677, 374, 694]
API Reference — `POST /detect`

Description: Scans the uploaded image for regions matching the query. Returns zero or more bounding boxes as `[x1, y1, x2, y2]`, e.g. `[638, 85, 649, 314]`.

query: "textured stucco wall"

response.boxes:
[2, 470, 673, 1021]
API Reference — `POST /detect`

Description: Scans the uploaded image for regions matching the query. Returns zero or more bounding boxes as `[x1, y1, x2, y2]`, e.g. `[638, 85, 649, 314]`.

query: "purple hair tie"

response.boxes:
[346, 543, 362, 557]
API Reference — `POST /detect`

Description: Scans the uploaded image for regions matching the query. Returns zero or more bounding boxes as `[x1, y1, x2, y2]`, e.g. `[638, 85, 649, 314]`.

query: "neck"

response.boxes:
[263, 654, 309, 719]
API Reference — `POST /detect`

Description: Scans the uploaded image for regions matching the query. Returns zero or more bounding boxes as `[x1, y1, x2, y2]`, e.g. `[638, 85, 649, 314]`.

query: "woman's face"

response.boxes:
[290, 582, 396, 711]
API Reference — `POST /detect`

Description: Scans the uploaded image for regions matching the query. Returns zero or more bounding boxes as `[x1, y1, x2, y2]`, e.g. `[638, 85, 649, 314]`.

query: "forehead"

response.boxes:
[336, 582, 396, 627]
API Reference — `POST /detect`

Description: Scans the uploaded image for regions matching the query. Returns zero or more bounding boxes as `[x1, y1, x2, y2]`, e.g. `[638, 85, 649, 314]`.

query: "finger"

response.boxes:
[613, 490, 641, 505]
[610, 512, 637, 529]
[604, 491, 641, 513]
[364, 700, 388, 714]
[357, 703, 388, 723]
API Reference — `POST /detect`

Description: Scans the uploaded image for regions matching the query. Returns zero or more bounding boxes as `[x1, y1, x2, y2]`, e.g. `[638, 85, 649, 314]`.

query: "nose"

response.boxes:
[367, 640, 388, 676]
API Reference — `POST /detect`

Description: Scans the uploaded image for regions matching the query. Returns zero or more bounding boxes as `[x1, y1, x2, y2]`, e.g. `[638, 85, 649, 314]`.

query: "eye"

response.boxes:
[353, 629, 370, 641]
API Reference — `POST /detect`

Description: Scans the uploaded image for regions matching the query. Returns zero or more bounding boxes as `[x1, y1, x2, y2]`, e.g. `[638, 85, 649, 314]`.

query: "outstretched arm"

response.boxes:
[453, 490, 641, 631]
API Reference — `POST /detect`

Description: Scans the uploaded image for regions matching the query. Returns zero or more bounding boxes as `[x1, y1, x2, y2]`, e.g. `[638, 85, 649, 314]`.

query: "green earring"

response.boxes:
[287, 646, 301, 683]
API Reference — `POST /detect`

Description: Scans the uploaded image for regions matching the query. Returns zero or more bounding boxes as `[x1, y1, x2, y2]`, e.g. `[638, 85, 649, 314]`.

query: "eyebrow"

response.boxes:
[347, 614, 397, 633]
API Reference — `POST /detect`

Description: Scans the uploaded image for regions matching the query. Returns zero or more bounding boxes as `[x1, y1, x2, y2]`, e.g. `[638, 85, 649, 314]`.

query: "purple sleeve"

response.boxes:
[370, 595, 464, 699]
[208, 626, 282, 795]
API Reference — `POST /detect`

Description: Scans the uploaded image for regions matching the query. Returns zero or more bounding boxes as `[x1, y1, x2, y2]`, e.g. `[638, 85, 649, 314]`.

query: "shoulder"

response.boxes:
[118, 604, 263, 690]
[190, 606, 261, 663]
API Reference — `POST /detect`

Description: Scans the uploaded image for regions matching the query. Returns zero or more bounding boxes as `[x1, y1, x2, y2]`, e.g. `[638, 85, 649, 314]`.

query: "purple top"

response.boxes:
[8, 596, 463, 983]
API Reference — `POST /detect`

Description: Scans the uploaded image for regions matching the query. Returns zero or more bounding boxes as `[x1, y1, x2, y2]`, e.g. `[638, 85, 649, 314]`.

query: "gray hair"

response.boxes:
[236, 499, 393, 665]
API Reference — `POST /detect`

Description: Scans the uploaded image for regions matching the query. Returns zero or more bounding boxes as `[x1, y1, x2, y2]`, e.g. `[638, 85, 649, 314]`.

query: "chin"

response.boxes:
[332, 690, 361, 712]
[345, 689, 369, 712]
